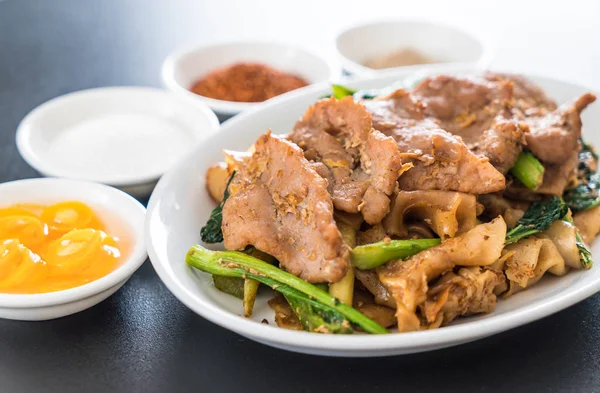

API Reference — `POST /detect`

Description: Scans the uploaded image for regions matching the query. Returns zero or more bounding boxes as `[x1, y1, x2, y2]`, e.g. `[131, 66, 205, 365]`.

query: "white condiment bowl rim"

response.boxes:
[161, 40, 340, 116]
[0, 178, 147, 308]
[15, 86, 220, 187]
[335, 18, 495, 77]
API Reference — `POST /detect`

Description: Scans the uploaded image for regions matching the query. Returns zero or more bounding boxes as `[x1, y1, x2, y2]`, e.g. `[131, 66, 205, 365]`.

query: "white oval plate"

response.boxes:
[146, 67, 600, 357]
[16, 87, 219, 198]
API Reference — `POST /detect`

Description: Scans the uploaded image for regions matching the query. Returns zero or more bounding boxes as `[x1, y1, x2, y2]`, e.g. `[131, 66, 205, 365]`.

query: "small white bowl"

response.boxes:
[0, 178, 147, 321]
[335, 20, 494, 77]
[162, 41, 338, 117]
[16, 87, 220, 199]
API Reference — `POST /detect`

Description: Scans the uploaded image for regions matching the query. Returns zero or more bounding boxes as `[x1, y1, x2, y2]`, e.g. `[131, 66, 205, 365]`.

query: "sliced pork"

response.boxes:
[523, 93, 596, 164]
[493, 73, 557, 115]
[288, 97, 404, 224]
[362, 90, 506, 193]
[222, 131, 349, 283]
[487, 72, 595, 164]
[413, 74, 527, 173]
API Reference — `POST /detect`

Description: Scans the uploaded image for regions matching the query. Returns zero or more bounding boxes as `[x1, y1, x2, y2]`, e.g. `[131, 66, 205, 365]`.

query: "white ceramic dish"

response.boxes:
[146, 67, 600, 357]
[336, 20, 493, 77]
[0, 178, 147, 321]
[16, 87, 220, 199]
[162, 41, 338, 117]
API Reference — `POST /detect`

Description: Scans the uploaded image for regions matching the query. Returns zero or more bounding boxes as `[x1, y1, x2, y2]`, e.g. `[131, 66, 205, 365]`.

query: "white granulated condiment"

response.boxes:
[46, 113, 195, 182]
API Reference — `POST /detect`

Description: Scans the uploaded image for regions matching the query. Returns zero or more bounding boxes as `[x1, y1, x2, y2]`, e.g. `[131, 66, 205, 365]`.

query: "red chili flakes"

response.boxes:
[190, 63, 309, 103]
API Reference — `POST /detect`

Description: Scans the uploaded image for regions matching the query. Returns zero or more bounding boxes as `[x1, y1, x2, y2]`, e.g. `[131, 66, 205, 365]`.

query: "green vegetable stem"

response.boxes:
[351, 238, 441, 270]
[509, 151, 545, 190]
[186, 245, 388, 334]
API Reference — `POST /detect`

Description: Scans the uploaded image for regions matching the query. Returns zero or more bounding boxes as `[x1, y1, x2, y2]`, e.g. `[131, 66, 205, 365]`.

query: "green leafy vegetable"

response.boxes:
[563, 142, 600, 213]
[186, 245, 388, 334]
[284, 293, 353, 334]
[215, 247, 344, 327]
[575, 236, 593, 269]
[200, 172, 235, 243]
[212, 276, 244, 298]
[509, 151, 545, 190]
[351, 238, 441, 270]
[564, 173, 600, 213]
[505, 196, 592, 268]
[505, 196, 569, 244]
[253, 246, 354, 333]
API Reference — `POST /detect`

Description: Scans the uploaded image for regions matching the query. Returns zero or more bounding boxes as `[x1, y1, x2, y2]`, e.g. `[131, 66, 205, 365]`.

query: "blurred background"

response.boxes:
[2, 0, 599, 90]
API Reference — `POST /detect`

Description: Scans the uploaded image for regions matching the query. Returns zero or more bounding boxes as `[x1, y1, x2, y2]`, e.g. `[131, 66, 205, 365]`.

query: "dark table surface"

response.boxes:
[2, 1, 600, 392]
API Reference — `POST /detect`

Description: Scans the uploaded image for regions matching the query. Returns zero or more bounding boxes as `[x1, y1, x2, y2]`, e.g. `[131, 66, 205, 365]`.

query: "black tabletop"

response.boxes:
[1, 1, 600, 392]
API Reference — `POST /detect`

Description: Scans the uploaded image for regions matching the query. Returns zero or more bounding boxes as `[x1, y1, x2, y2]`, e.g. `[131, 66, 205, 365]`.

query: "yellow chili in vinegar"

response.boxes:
[0, 202, 130, 294]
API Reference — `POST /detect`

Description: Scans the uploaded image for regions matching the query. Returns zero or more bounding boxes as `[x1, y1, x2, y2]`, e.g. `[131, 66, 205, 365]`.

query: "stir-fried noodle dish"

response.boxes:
[187, 73, 599, 335]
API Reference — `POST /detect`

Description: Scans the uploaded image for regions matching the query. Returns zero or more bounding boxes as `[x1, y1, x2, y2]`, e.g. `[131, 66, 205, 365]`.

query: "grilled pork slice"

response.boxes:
[413, 74, 527, 174]
[288, 97, 404, 224]
[362, 90, 506, 193]
[488, 72, 596, 165]
[494, 73, 557, 115]
[523, 93, 596, 164]
[377, 217, 506, 332]
[505, 73, 595, 194]
[222, 131, 349, 283]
